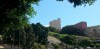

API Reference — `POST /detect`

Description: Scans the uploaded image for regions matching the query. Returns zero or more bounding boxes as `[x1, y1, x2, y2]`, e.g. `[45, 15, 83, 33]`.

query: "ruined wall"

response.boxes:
[85, 25, 100, 38]
[75, 21, 87, 29]
[49, 18, 61, 30]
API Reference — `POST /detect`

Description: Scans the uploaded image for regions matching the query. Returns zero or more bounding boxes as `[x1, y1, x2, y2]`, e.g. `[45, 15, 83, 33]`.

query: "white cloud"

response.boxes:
[45, 25, 49, 27]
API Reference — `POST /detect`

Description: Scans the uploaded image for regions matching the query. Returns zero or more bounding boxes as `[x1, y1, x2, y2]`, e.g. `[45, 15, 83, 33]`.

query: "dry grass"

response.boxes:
[48, 36, 61, 44]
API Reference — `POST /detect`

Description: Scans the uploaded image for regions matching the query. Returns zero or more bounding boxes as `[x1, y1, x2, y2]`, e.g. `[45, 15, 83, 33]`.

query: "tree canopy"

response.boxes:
[58, 0, 96, 7]
[60, 25, 85, 36]
[0, 0, 39, 33]
[31, 23, 49, 45]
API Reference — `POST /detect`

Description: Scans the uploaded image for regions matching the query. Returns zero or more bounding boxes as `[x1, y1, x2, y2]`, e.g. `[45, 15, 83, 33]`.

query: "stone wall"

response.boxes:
[85, 25, 100, 38]
[75, 21, 87, 29]
[49, 18, 61, 30]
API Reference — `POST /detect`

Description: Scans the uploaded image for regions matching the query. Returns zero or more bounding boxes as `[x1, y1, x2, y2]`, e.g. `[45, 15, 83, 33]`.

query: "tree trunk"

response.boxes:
[18, 30, 20, 49]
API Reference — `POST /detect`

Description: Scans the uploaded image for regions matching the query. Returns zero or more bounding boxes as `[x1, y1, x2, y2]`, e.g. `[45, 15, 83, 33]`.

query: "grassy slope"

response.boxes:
[48, 36, 61, 44]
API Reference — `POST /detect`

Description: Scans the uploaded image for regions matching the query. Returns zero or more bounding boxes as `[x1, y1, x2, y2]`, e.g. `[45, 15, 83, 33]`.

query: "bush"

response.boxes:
[95, 44, 100, 48]
[34, 43, 46, 49]
[48, 32, 60, 38]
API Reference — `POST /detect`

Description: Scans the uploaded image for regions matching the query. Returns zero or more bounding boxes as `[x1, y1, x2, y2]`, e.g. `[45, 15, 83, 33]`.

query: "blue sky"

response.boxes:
[30, 0, 100, 28]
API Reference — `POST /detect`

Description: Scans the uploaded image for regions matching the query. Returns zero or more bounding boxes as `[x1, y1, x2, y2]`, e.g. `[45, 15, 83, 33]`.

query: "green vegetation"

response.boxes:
[61, 35, 77, 45]
[2, 23, 48, 49]
[49, 32, 68, 39]
[49, 32, 59, 36]
[47, 27, 59, 33]
[60, 25, 85, 36]
[31, 23, 49, 45]
[0, 0, 40, 35]
[34, 43, 46, 49]
[49, 32, 100, 49]
[78, 37, 93, 47]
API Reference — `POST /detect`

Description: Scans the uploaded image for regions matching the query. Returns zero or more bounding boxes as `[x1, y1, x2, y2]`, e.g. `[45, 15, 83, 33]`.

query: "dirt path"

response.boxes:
[0, 44, 21, 49]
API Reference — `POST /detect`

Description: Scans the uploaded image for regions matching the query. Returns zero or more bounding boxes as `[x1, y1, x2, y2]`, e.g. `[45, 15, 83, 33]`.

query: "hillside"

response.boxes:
[48, 36, 61, 44]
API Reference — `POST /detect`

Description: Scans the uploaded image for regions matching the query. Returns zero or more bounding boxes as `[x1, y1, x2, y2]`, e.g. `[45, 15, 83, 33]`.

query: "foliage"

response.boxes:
[3, 28, 16, 44]
[3, 23, 49, 48]
[95, 44, 100, 48]
[31, 23, 49, 45]
[3, 25, 35, 49]
[53, 44, 61, 49]
[0, 0, 39, 34]
[61, 35, 77, 45]
[20, 25, 35, 49]
[34, 43, 46, 49]
[78, 38, 93, 47]
[57, 0, 96, 7]
[60, 25, 85, 36]
[48, 32, 94, 48]
[49, 32, 68, 40]
[47, 27, 59, 33]
[48, 32, 66, 40]
[48, 32, 59, 36]
[59, 34, 68, 39]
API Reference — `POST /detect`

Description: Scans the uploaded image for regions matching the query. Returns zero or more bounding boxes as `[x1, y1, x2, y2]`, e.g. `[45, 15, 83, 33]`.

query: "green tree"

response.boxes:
[31, 23, 49, 45]
[0, 0, 39, 34]
[61, 35, 77, 45]
[20, 25, 35, 49]
[79, 38, 93, 48]
[0, 0, 39, 48]
[60, 25, 85, 36]
[3, 28, 20, 49]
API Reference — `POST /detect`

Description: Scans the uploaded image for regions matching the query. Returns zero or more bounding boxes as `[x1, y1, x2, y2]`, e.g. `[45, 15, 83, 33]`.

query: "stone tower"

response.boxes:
[49, 18, 61, 31]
